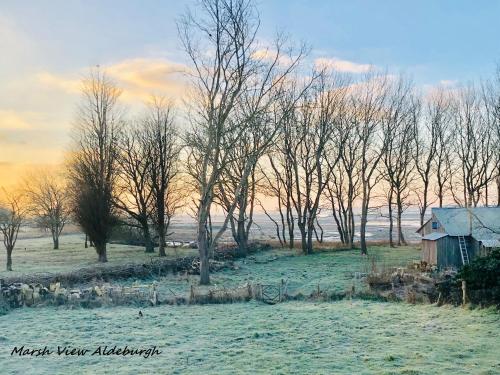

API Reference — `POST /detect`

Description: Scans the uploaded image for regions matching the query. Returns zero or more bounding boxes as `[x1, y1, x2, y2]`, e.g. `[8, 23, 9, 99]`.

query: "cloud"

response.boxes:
[37, 58, 190, 105]
[0, 109, 68, 168]
[252, 48, 294, 66]
[0, 110, 33, 130]
[37, 72, 82, 94]
[314, 57, 373, 73]
[438, 79, 458, 87]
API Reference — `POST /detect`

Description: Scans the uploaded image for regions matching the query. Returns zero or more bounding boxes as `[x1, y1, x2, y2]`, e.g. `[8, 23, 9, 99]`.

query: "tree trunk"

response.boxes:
[497, 175, 500, 207]
[306, 223, 314, 255]
[298, 222, 307, 254]
[397, 208, 406, 246]
[143, 225, 154, 253]
[157, 223, 166, 257]
[360, 187, 369, 255]
[198, 223, 210, 285]
[397, 195, 407, 246]
[348, 207, 355, 249]
[6, 247, 13, 271]
[95, 243, 108, 263]
[388, 197, 394, 248]
[85, 234, 88, 248]
[420, 180, 429, 227]
[236, 219, 248, 256]
[53, 235, 59, 250]
[287, 206, 294, 249]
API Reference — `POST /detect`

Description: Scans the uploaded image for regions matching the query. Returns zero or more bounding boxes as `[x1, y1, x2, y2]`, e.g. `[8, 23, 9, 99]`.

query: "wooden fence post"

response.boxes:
[462, 280, 467, 306]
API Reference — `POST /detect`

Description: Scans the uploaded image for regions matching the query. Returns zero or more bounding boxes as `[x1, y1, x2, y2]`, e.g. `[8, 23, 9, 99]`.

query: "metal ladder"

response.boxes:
[458, 235, 470, 265]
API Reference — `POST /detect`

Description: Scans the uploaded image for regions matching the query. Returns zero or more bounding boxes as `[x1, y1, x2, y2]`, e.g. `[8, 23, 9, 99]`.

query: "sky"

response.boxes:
[1, 0, 500, 187]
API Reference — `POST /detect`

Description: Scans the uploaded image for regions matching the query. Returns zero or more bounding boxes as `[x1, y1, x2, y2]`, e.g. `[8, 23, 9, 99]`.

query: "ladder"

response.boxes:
[458, 235, 470, 265]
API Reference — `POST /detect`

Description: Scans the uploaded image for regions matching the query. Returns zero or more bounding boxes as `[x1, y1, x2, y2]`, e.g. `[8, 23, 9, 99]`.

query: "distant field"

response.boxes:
[0, 234, 197, 277]
[1, 301, 499, 374]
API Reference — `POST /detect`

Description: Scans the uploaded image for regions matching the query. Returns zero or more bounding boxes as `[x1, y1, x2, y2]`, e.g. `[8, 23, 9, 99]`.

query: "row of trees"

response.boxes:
[1, 0, 499, 283]
[68, 71, 182, 263]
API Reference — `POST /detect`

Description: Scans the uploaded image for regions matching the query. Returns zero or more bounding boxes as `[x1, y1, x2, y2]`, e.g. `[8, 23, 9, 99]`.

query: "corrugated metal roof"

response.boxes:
[432, 207, 500, 240]
[422, 232, 448, 241]
[479, 239, 500, 248]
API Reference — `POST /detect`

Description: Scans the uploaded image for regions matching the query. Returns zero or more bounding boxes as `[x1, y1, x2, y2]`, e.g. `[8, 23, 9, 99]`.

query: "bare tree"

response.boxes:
[414, 89, 451, 224]
[144, 99, 182, 257]
[220, 75, 307, 254]
[483, 66, 500, 206]
[428, 89, 455, 208]
[381, 77, 418, 246]
[324, 102, 362, 249]
[284, 73, 347, 254]
[24, 170, 70, 249]
[450, 86, 496, 207]
[115, 120, 155, 253]
[180, 0, 303, 283]
[352, 72, 390, 255]
[68, 70, 122, 263]
[260, 94, 299, 249]
[215, 130, 262, 256]
[0, 189, 26, 271]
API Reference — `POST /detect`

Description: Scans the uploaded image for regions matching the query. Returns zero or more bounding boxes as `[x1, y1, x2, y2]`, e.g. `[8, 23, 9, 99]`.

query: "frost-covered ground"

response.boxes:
[0, 234, 197, 277]
[128, 245, 422, 298]
[2, 207, 423, 278]
[1, 301, 499, 374]
[1, 244, 499, 374]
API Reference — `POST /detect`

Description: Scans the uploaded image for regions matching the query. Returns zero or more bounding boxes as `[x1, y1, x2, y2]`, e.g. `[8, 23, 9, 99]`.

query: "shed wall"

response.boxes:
[421, 240, 437, 264]
[437, 236, 460, 268]
[436, 236, 480, 268]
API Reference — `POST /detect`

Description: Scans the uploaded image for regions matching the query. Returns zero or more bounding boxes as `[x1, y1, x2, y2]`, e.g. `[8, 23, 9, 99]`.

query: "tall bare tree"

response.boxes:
[144, 99, 182, 257]
[180, 0, 302, 283]
[324, 101, 362, 249]
[483, 66, 500, 206]
[414, 89, 451, 223]
[24, 170, 70, 249]
[0, 189, 26, 271]
[68, 70, 122, 263]
[260, 94, 300, 249]
[352, 72, 390, 255]
[215, 127, 263, 256]
[450, 86, 496, 207]
[275, 73, 347, 254]
[381, 77, 418, 246]
[115, 120, 155, 253]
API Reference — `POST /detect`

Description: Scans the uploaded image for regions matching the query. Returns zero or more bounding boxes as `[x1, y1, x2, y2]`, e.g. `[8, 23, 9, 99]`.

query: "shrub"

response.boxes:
[456, 248, 500, 306]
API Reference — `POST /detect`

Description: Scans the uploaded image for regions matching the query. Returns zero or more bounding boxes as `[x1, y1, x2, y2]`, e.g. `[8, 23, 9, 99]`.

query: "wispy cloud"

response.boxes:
[37, 58, 190, 104]
[315, 57, 373, 73]
[37, 72, 81, 94]
[0, 110, 34, 130]
[252, 48, 294, 66]
[438, 79, 458, 87]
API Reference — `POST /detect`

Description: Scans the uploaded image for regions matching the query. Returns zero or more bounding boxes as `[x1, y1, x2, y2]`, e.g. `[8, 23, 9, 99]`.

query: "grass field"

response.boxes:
[0, 301, 499, 374]
[0, 234, 197, 277]
[1, 239, 499, 374]
[135, 245, 422, 298]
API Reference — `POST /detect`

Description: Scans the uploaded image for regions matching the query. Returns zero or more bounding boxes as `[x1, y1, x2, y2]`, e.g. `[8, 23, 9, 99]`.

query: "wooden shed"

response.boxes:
[417, 207, 500, 269]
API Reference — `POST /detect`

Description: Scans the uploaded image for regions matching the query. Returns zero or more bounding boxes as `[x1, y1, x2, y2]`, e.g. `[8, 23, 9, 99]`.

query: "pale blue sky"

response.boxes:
[2, 0, 499, 83]
[1, 0, 499, 181]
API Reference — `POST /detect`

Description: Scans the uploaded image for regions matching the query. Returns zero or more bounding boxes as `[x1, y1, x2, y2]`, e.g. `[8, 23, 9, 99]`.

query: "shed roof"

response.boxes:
[422, 232, 448, 241]
[478, 239, 500, 248]
[416, 217, 432, 234]
[433, 207, 500, 240]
